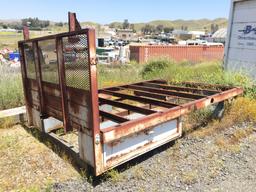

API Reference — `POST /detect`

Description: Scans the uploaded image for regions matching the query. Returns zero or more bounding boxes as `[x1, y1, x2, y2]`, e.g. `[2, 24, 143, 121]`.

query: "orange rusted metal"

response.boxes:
[130, 45, 224, 64]
[19, 13, 243, 176]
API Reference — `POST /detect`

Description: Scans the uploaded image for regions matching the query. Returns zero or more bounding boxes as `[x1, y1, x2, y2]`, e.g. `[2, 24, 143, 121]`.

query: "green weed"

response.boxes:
[0, 65, 24, 110]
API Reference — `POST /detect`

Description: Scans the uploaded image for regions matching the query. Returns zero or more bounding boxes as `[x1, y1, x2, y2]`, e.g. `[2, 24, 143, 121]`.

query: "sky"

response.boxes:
[0, 0, 231, 24]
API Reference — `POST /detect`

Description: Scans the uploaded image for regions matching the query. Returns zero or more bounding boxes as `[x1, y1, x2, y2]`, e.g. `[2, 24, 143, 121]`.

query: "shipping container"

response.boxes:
[130, 45, 224, 64]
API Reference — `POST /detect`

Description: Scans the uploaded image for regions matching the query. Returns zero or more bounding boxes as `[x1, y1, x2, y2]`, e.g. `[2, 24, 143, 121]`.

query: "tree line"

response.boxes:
[109, 19, 221, 35]
[21, 18, 50, 29]
[0, 17, 51, 30]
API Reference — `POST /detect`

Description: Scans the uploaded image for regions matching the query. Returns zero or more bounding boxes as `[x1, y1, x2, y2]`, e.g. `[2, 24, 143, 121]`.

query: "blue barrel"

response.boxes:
[9, 52, 20, 61]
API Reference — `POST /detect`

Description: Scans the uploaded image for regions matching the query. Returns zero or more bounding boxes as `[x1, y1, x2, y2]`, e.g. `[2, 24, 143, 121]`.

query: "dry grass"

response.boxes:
[191, 97, 256, 138]
[181, 171, 198, 185]
[0, 125, 80, 191]
[0, 117, 16, 129]
[229, 127, 254, 144]
[132, 166, 146, 181]
[215, 127, 254, 152]
[104, 169, 124, 183]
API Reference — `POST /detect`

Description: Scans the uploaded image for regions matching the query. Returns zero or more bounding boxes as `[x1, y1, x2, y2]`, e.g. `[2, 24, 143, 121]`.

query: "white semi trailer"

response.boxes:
[225, 0, 256, 80]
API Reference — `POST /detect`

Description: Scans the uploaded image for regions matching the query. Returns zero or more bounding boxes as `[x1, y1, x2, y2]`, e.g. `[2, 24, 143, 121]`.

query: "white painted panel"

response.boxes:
[227, 47, 256, 78]
[228, 47, 256, 62]
[0, 106, 26, 118]
[104, 119, 179, 162]
[100, 113, 146, 130]
[100, 121, 118, 130]
[225, 0, 256, 80]
[78, 132, 94, 167]
[68, 103, 89, 121]
[226, 60, 256, 79]
[43, 117, 63, 133]
[233, 0, 256, 23]
[126, 113, 145, 120]
[31, 108, 42, 129]
[229, 23, 256, 50]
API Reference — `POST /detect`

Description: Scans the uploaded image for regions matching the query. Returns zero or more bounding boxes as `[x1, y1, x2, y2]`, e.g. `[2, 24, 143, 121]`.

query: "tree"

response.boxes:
[181, 25, 188, 31]
[2, 24, 8, 29]
[130, 24, 136, 32]
[123, 19, 130, 29]
[156, 25, 164, 33]
[21, 17, 50, 29]
[210, 24, 214, 33]
[215, 24, 219, 33]
[109, 23, 116, 28]
[211, 24, 219, 34]
[141, 24, 155, 34]
[55, 22, 64, 27]
[163, 27, 174, 33]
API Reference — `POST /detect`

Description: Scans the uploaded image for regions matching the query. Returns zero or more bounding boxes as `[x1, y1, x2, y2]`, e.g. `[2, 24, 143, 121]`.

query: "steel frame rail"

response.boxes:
[98, 80, 243, 143]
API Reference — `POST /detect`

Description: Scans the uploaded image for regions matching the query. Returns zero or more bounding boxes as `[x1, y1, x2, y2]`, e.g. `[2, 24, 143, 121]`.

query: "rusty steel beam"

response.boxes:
[101, 87, 243, 143]
[106, 86, 170, 101]
[23, 26, 30, 40]
[139, 82, 220, 95]
[126, 87, 192, 102]
[100, 90, 179, 108]
[148, 79, 168, 84]
[33, 42, 47, 121]
[133, 90, 169, 100]
[19, 29, 89, 44]
[99, 97, 156, 115]
[87, 28, 103, 175]
[124, 84, 205, 100]
[101, 106, 181, 143]
[68, 12, 82, 32]
[18, 43, 33, 126]
[56, 37, 71, 133]
[99, 110, 129, 123]
[168, 81, 231, 91]
[107, 85, 192, 103]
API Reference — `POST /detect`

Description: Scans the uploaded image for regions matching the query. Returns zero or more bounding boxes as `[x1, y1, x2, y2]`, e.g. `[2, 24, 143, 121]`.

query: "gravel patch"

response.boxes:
[51, 123, 256, 192]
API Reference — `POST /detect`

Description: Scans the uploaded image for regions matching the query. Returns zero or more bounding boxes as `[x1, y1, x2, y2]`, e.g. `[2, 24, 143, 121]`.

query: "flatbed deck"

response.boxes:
[98, 79, 242, 143]
[18, 26, 243, 175]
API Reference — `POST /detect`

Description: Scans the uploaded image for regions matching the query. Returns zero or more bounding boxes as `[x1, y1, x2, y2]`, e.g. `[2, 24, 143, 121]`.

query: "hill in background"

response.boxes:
[0, 18, 228, 33]
[109, 18, 228, 32]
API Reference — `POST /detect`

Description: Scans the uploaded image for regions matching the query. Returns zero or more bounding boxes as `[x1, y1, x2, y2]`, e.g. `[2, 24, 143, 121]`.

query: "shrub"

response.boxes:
[141, 58, 170, 79]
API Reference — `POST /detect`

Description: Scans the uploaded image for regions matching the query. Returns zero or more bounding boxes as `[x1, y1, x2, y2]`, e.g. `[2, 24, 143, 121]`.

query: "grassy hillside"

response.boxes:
[0, 18, 228, 49]
[110, 18, 228, 32]
[0, 18, 227, 33]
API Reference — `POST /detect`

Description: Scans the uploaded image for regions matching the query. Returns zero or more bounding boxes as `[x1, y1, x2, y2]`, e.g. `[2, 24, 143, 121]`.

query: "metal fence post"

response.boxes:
[56, 37, 71, 133]
[18, 43, 33, 126]
[33, 41, 47, 131]
[87, 29, 103, 175]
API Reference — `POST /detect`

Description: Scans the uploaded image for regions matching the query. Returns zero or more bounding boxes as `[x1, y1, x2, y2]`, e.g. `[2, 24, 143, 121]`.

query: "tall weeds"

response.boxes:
[0, 65, 24, 110]
[1, 58, 255, 110]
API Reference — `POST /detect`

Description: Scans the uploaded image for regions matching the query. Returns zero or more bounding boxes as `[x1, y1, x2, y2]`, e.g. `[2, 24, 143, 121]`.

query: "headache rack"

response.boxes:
[18, 13, 243, 176]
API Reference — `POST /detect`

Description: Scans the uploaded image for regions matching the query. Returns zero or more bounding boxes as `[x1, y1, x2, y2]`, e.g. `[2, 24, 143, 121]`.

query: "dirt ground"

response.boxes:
[0, 122, 256, 192]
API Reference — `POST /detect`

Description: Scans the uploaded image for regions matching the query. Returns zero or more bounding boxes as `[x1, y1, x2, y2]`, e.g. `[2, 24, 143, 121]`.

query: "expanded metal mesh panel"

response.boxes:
[38, 39, 59, 84]
[23, 42, 36, 79]
[62, 34, 90, 90]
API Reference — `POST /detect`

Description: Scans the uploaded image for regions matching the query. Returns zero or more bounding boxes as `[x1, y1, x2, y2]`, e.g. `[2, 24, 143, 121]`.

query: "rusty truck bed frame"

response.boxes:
[18, 13, 243, 176]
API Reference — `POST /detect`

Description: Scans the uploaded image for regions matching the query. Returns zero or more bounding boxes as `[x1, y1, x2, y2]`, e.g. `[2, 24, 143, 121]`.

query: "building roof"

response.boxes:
[212, 28, 227, 39]
[188, 31, 205, 35]
[117, 29, 134, 33]
[172, 30, 188, 35]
